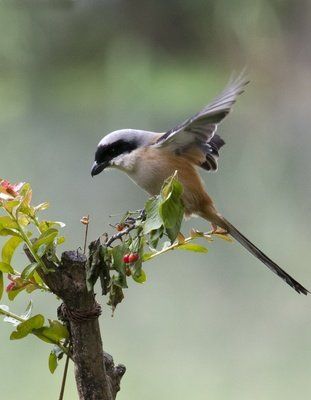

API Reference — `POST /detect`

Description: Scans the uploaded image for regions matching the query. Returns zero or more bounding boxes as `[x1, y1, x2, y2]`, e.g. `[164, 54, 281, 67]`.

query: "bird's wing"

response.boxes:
[154, 74, 249, 170]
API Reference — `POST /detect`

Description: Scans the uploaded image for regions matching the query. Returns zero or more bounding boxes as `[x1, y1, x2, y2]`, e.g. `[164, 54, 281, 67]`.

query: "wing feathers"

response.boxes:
[156, 74, 248, 149]
[154, 73, 249, 172]
[196, 75, 249, 121]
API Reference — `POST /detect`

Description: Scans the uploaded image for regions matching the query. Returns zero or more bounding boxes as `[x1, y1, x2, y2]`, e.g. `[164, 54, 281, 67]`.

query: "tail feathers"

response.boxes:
[222, 218, 309, 295]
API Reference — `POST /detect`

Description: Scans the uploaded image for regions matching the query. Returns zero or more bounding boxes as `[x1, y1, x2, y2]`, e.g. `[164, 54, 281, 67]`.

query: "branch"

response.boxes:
[24, 248, 125, 400]
[106, 209, 145, 247]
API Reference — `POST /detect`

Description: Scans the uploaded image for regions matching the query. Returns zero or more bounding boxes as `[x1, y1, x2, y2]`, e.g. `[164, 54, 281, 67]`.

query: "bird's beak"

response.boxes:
[91, 161, 108, 177]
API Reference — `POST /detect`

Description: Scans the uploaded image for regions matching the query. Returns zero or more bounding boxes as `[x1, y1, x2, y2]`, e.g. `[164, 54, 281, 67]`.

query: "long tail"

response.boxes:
[220, 217, 309, 295]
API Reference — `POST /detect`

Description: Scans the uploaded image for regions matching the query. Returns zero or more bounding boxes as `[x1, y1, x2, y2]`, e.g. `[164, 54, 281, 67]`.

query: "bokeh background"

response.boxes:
[0, 1, 311, 399]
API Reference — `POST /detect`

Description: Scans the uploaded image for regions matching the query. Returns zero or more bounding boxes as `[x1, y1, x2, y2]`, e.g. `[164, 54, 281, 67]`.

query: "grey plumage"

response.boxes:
[155, 75, 248, 147]
[154, 75, 248, 171]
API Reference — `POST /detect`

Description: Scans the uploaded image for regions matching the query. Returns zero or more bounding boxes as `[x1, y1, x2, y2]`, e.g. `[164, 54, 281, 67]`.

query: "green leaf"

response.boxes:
[143, 196, 163, 235]
[129, 236, 141, 254]
[17, 184, 32, 212]
[10, 314, 45, 340]
[3, 200, 20, 213]
[149, 226, 164, 249]
[86, 240, 111, 293]
[33, 271, 44, 286]
[34, 202, 49, 212]
[36, 320, 69, 342]
[8, 286, 27, 301]
[0, 216, 19, 230]
[111, 244, 128, 289]
[56, 236, 65, 245]
[177, 243, 208, 253]
[161, 171, 183, 199]
[25, 284, 37, 294]
[142, 171, 185, 244]
[98, 245, 111, 295]
[33, 332, 55, 344]
[18, 182, 31, 197]
[0, 262, 14, 273]
[142, 252, 154, 261]
[33, 229, 58, 251]
[0, 272, 3, 300]
[39, 221, 65, 233]
[2, 236, 23, 265]
[0, 228, 21, 237]
[36, 244, 47, 258]
[132, 269, 147, 284]
[159, 173, 184, 243]
[17, 214, 30, 226]
[108, 277, 124, 314]
[38, 221, 49, 233]
[48, 351, 58, 374]
[21, 263, 39, 279]
[48, 346, 64, 373]
[128, 236, 145, 282]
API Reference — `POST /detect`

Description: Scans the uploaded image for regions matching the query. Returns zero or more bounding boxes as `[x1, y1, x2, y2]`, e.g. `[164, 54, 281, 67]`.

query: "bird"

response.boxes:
[91, 75, 309, 295]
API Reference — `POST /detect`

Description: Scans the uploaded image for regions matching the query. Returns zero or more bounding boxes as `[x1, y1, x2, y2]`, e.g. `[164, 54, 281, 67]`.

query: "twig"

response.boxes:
[81, 215, 90, 255]
[106, 209, 145, 247]
[106, 224, 137, 247]
[144, 230, 212, 261]
[58, 346, 71, 400]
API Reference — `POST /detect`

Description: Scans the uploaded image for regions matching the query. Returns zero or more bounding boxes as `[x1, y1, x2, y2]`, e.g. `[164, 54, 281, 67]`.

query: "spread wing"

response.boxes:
[154, 74, 249, 171]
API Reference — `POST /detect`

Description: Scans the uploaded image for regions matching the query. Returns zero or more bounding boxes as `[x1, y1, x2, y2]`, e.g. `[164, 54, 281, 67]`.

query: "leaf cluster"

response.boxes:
[0, 179, 65, 299]
[0, 301, 69, 373]
[0, 179, 68, 373]
[86, 172, 230, 313]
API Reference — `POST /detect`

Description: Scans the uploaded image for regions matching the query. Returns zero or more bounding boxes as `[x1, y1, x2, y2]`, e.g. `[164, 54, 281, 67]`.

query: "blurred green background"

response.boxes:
[1, 1, 311, 399]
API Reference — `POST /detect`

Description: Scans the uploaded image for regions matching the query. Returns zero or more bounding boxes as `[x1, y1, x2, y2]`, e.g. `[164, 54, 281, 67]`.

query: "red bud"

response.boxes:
[6, 282, 16, 292]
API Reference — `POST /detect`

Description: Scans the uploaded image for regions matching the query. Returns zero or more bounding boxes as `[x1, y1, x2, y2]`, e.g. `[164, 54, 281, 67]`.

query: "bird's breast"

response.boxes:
[125, 148, 168, 195]
[122, 148, 213, 218]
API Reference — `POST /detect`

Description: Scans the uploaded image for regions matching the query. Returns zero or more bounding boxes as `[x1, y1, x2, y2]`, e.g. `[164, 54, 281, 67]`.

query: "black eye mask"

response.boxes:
[95, 139, 138, 165]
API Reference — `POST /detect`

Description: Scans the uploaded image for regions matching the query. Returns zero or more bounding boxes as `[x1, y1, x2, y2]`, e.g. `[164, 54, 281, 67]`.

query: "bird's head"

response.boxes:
[91, 129, 155, 177]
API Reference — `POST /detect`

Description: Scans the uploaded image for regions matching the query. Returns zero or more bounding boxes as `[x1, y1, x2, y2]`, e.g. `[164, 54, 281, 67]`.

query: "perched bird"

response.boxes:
[91, 75, 308, 295]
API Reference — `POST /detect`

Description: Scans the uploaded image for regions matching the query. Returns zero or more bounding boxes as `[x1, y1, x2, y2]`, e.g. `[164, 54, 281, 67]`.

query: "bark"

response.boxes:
[25, 249, 125, 400]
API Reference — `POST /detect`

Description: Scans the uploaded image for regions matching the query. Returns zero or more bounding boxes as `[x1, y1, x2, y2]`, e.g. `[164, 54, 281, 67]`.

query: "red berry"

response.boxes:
[128, 253, 139, 263]
[123, 254, 130, 264]
[6, 282, 16, 292]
